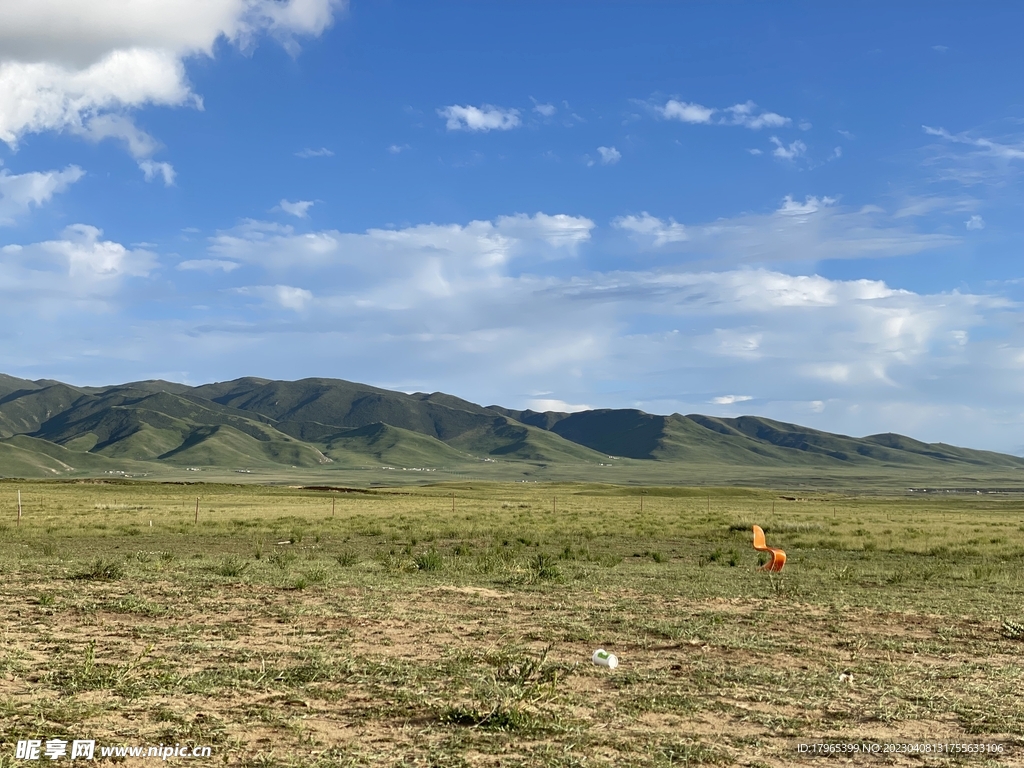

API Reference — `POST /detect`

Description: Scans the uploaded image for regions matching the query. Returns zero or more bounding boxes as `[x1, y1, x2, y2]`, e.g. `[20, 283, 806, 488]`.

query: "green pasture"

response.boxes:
[0, 479, 1022, 766]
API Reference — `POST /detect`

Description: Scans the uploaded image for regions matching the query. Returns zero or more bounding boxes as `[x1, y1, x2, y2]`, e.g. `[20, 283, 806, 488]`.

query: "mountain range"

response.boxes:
[0, 373, 1020, 479]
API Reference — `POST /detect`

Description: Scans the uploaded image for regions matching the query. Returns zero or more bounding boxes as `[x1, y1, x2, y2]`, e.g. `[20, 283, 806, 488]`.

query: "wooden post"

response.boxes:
[17, 490, 22, 526]
[452, 492, 455, 514]
[553, 497, 556, 515]
[194, 497, 199, 525]
[640, 493, 644, 512]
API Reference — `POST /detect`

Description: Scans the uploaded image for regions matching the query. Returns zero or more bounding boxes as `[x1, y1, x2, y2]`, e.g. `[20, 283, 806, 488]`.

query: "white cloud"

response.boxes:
[723, 101, 790, 130]
[923, 125, 1024, 161]
[46, 224, 157, 278]
[597, 146, 621, 165]
[0, 165, 83, 224]
[770, 136, 807, 160]
[295, 147, 334, 158]
[438, 104, 520, 132]
[665, 197, 956, 267]
[799, 121, 812, 131]
[235, 284, 313, 311]
[777, 195, 837, 216]
[659, 99, 715, 124]
[139, 160, 175, 185]
[387, 144, 409, 154]
[531, 98, 556, 117]
[932, 45, 949, 53]
[657, 99, 791, 130]
[0, 224, 157, 308]
[613, 212, 687, 246]
[712, 395, 753, 405]
[493, 212, 594, 251]
[177, 259, 239, 272]
[0, 0, 343, 156]
[77, 113, 160, 158]
[278, 199, 314, 218]
[747, 148, 763, 156]
[208, 212, 596, 280]
[965, 214, 985, 230]
[526, 398, 590, 413]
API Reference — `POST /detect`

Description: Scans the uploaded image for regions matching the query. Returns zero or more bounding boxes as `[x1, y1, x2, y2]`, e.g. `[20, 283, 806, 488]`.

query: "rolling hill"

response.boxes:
[0, 374, 1020, 481]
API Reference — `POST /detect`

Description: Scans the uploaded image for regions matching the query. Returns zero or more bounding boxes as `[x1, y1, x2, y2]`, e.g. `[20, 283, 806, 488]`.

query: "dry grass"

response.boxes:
[0, 480, 1023, 766]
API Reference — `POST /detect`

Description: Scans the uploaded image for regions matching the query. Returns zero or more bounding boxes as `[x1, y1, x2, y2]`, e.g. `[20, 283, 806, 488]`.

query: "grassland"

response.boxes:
[1, 479, 1023, 766]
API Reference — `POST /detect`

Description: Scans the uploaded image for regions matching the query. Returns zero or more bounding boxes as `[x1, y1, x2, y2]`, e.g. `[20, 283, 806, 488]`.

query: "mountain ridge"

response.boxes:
[0, 374, 1018, 479]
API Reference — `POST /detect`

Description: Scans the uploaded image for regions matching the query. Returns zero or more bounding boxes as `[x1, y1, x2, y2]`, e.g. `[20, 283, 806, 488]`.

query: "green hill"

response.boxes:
[0, 373, 1020, 480]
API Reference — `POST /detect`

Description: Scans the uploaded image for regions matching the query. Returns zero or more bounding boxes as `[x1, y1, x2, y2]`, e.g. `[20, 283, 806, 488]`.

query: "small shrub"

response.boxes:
[650, 551, 666, 564]
[216, 556, 249, 577]
[74, 559, 125, 581]
[303, 566, 328, 585]
[335, 551, 358, 567]
[414, 548, 444, 572]
[269, 551, 297, 570]
[529, 553, 560, 581]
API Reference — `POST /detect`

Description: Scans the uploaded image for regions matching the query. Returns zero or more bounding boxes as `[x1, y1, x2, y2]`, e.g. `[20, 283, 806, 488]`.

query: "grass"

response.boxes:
[0, 478, 1023, 766]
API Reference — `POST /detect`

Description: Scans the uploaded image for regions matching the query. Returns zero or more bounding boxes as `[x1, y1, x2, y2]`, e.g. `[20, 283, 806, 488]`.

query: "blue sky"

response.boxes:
[2, 1, 1024, 451]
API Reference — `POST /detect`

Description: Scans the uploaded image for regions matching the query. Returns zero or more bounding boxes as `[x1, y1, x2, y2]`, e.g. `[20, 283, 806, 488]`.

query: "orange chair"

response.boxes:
[752, 525, 786, 572]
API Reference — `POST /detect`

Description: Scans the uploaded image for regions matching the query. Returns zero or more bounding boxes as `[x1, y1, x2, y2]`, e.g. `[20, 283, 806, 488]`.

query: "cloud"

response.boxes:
[656, 99, 790, 130]
[665, 196, 956, 266]
[438, 104, 520, 132]
[723, 101, 790, 130]
[208, 212, 596, 278]
[921, 125, 1024, 186]
[932, 45, 949, 53]
[139, 160, 175, 185]
[923, 125, 1024, 161]
[597, 146, 621, 165]
[278, 199, 314, 218]
[46, 224, 157, 278]
[0, 224, 156, 310]
[0, 165, 83, 224]
[76, 113, 161, 158]
[966, 214, 985, 230]
[0, 0, 343, 157]
[659, 99, 715, 124]
[177, 259, 239, 272]
[770, 136, 807, 160]
[295, 147, 334, 158]
[777, 195, 836, 216]
[712, 395, 753, 405]
[387, 143, 409, 154]
[237, 284, 313, 311]
[531, 98, 556, 117]
[747, 148, 762, 156]
[526, 398, 590, 413]
[613, 212, 687, 246]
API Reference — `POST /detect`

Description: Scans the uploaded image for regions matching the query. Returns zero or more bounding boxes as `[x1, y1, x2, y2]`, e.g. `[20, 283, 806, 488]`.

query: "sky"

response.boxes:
[1, 1, 1024, 452]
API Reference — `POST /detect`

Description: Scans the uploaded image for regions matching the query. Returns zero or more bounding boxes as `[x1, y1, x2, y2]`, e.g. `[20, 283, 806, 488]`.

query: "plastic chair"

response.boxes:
[752, 525, 786, 572]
